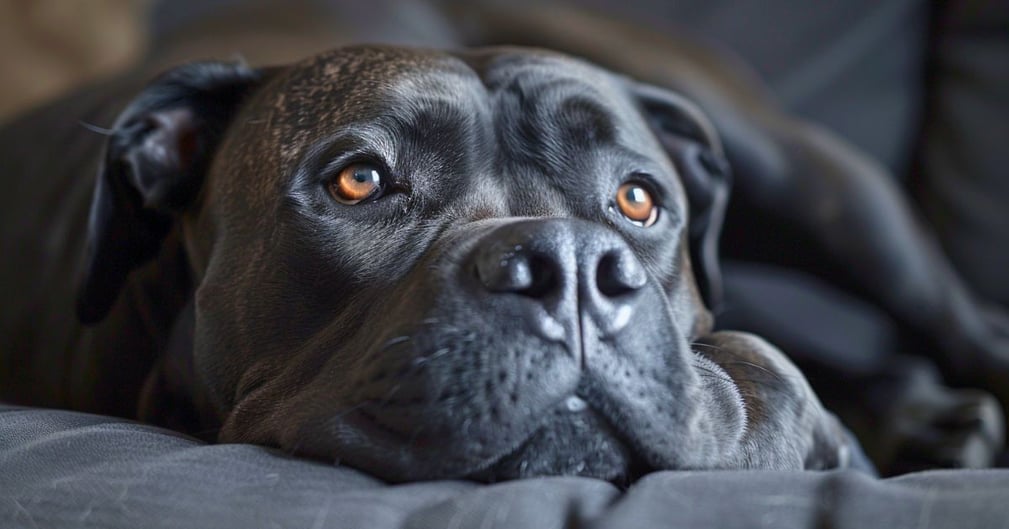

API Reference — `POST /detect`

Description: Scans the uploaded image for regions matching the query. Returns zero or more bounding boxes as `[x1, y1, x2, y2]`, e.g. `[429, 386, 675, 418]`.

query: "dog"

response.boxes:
[1, 2, 1006, 481]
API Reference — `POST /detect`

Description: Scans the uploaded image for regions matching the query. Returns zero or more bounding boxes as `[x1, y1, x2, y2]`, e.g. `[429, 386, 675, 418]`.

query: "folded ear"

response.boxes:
[630, 82, 731, 310]
[77, 61, 264, 324]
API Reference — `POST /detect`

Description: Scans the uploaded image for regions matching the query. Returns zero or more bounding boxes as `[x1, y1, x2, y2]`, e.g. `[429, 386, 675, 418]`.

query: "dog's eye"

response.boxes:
[615, 182, 658, 227]
[329, 163, 384, 205]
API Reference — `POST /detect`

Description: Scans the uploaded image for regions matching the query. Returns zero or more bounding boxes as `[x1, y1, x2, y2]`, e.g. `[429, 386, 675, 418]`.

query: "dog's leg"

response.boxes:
[693, 330, 870, 472]
[714, 110, 1009, 416]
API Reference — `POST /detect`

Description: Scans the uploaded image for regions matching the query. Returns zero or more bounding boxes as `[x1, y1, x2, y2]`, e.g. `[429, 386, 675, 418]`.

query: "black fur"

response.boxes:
[67, 47, 848, 482]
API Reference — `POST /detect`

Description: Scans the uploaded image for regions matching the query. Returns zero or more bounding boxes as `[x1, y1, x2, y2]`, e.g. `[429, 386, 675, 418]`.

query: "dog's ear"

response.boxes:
[630, 82, 730, 310]
[77, 61, 264, 324]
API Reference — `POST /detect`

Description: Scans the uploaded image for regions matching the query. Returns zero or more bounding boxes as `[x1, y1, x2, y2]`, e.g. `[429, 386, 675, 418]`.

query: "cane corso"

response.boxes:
[1, 3, 1006, 482]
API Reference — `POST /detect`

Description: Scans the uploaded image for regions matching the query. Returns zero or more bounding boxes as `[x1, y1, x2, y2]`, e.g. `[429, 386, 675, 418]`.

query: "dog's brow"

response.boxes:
[552, 95, 617, 144]
[373, 72, 489, 137]
[387, 69, 490, 113]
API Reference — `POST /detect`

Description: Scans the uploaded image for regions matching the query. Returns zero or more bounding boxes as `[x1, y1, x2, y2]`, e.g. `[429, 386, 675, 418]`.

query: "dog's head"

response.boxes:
[78, 46, 844, 482]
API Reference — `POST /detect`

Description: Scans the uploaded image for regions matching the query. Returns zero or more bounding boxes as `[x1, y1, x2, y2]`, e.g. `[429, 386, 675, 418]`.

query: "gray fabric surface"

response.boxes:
[2, 405, 1008, 528]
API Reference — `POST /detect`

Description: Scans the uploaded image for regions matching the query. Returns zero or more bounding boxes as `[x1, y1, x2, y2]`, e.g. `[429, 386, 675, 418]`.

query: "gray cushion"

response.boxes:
[2, 405, 1008, 528]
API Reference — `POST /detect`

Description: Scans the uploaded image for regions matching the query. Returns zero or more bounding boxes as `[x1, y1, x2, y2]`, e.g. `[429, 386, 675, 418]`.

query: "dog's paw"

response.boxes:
[887, 388, 1005, 473]
[940, 303, 1009, 414]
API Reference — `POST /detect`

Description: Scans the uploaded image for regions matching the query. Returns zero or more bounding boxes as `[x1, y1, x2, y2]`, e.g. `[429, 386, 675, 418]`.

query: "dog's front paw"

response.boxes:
[694, 331, 865, 471]
[874, 356, 1007, 474]
[939, 305, 1009, 435]
[889, 389, 1004, 472]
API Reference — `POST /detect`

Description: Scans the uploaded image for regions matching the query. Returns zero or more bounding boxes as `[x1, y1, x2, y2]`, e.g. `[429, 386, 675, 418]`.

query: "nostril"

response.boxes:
[519, 255, 557, 298]
[476, 251, 558, 298]
[477, 252, 532, 292]
[596, 250, 647, 297]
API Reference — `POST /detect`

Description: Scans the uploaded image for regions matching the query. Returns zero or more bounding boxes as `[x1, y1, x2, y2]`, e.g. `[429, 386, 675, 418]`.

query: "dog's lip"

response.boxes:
[345, 393, 647, 482]
[358, 402, 553, 460]
[466, 394, 653, 484]
[323, 405, 549, 480]
[350, 407, 448, 452]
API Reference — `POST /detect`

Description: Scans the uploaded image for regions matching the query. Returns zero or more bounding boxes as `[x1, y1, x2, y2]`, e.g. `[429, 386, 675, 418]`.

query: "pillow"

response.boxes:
[2, 405, 1007, 528]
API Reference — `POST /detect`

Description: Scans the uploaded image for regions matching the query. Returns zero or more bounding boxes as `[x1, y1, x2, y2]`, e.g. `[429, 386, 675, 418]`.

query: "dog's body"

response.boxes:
[1, 2, 1006, 481]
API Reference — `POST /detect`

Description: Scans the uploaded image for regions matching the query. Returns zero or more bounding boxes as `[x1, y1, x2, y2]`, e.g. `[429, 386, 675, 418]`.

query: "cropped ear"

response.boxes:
[630, 82, 731, 310]
[77, 61, 264, 324]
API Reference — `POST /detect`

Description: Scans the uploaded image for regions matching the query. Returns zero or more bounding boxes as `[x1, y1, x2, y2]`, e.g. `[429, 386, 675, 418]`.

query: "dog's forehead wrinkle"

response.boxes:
[477, 59, 668, 220]
[386, 66, 487, 103]
[258, 58, 496, 198]
[477, 49, 616, 89]
[260, 49, 439, 160]
[481, 53, 641, 131]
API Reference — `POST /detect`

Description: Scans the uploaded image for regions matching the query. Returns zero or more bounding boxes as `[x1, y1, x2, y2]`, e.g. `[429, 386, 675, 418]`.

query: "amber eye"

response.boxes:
[329, 163, 384, 204]
[615, 182, 658, 227]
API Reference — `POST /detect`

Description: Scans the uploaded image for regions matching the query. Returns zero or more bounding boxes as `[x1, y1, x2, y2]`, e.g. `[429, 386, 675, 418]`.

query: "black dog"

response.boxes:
[0, 45, 858, 482]
[1, 4, 1006, 481]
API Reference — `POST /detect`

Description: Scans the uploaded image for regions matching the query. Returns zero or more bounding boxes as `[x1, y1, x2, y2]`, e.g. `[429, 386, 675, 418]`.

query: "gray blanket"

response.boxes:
[2, 405, 1007, 528]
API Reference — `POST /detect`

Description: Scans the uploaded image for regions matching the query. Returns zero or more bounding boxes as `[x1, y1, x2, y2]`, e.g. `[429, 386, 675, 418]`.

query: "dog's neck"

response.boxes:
[136, 297, 222, 437]
[68, 230, 197, 420]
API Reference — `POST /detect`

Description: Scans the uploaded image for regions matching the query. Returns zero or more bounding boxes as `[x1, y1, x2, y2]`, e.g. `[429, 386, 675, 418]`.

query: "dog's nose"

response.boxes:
[472, 219, 647, 335]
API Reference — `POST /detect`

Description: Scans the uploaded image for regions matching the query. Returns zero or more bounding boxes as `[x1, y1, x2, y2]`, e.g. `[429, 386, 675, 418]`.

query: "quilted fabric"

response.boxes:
[2, 405, 1008, 528]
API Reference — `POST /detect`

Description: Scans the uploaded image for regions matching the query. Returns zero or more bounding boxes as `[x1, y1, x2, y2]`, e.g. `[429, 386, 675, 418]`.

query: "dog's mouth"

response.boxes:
[466, 395, 652, 486]
[331, 388, 653, 485]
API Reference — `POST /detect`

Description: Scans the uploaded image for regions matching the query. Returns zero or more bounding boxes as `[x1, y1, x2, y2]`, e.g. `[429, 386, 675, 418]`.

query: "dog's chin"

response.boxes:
[279, 391, 649, 485]
[467, 401, 648, 486]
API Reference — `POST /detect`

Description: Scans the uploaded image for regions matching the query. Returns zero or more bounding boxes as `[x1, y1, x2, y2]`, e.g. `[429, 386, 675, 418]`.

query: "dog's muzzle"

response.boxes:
[275, 218, 716, 483]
